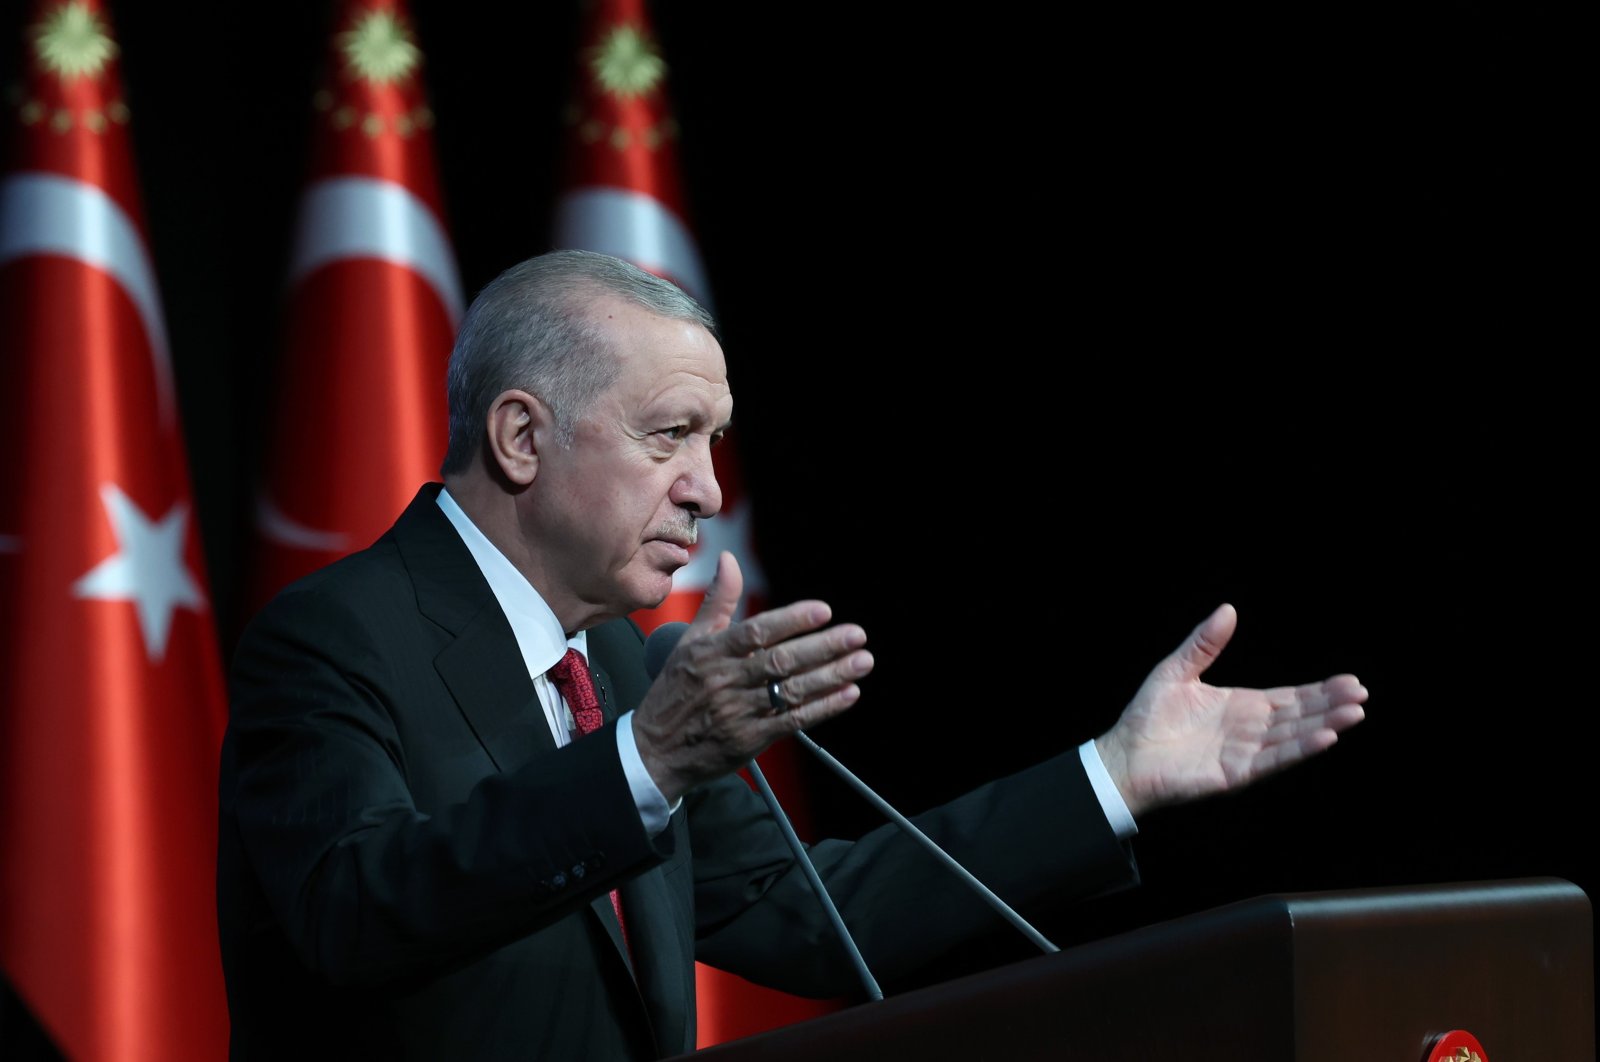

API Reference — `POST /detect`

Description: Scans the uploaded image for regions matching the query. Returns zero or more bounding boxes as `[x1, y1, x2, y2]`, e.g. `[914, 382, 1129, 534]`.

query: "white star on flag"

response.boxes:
[674, 503, 766, 604]
[73, 483, 207, 662]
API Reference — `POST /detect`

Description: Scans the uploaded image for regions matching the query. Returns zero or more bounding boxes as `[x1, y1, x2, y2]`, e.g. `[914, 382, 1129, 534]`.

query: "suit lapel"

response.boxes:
[433, 610, 554, 772]
[391, 485, 554, 772]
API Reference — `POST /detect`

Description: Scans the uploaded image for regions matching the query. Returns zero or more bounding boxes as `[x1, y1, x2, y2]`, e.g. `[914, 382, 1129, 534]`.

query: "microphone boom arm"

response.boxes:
[746, 758, 884, 1001]
[795, 732, 1060, 954]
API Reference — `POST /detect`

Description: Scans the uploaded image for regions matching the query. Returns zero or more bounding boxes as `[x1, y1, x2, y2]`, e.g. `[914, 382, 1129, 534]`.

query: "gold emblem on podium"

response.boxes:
[1425, 1030, 1488, 1062]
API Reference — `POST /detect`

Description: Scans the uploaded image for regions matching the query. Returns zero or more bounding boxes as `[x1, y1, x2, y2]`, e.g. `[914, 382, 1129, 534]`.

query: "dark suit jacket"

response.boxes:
[218, 485, 1137, 1060]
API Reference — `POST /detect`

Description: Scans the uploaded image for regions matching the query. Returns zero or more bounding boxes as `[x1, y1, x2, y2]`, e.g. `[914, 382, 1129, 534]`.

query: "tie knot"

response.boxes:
[549, 648, 605, 737]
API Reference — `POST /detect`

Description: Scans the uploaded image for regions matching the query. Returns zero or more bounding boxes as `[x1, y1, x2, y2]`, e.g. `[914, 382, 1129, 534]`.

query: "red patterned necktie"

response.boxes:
[547, 648, 631, 958]
[549, 647, 605, 738]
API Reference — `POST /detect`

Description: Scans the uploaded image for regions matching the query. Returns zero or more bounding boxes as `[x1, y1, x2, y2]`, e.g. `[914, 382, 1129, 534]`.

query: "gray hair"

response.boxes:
[440, 249, 717, 475]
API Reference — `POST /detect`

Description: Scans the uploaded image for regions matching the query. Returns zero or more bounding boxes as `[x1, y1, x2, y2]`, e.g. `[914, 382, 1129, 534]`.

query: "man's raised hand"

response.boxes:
[1094, 604, 1370, 818]
[631, 551, 874, 802]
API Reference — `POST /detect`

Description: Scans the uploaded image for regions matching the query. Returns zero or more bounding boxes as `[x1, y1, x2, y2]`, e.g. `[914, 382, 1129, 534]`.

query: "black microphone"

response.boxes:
[643, 622, 883, 1000]
[642, 620, 684, 684]
[644, 622, 1059, 955]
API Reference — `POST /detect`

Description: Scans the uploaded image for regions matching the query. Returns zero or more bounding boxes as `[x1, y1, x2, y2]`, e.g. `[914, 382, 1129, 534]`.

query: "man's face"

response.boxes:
[528, 296, 732, 631]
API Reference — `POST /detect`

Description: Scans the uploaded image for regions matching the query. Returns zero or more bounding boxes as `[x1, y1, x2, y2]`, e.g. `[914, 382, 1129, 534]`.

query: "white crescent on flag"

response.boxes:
[554, 186, 713, 308]
[255, 491, 350, 551]
[260, 175, 465, 550]
[289, 175, 465, 324]
[0, 172, 176, 425]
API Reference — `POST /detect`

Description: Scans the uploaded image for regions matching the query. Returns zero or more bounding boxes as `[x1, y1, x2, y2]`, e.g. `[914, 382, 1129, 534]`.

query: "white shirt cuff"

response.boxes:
[617, 710, 680, 836]
[1079, 740, 1137, 840]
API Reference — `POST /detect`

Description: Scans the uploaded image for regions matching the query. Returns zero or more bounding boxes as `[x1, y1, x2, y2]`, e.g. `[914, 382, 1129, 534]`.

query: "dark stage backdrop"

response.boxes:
[2, 0, 1587, 1045]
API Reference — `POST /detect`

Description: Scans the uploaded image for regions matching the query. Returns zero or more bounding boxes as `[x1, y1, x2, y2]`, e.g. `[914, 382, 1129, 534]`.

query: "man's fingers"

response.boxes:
[771, 682, 863, 732]
[1322, 674, 1369, 706]
[1261, 702, 1366, 747]
[766, 647, 875, 710]
[639, 579, 872, 800]
[1155, 603, 1238, 682]
[688, 551, 744, 636]
[1262, 675, 1370, 721]
[1249, 728, 1341, 777]
[722, 599, 836, 656]
[758, 623, 868, 681]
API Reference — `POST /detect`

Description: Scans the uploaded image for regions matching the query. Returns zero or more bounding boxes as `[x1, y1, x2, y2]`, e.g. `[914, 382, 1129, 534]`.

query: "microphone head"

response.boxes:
[644, 621, 690, 680]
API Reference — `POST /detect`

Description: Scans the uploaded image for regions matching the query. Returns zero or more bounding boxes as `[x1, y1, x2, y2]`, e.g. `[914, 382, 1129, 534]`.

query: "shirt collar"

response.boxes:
[435, 486, 586, 673]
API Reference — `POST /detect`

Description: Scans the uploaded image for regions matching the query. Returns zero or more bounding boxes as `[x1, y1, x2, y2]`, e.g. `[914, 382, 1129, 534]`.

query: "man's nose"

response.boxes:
[670, 439, 722, 519]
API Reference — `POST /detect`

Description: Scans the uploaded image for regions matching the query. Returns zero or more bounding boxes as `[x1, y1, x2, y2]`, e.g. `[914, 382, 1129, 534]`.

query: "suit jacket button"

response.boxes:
[551, 872, 566, 889]
[571, 863, 586, 879]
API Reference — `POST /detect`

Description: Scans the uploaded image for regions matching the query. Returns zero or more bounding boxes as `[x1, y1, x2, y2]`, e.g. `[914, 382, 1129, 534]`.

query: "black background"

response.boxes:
[2, 0, 1589, 1051]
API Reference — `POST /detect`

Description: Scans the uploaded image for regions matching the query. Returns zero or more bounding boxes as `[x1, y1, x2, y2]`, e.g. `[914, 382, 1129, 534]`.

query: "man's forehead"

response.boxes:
[598, 309, 722, 368]
[586, 291, 707, 332]
[631, 363, 732, 411]
[597, 320, 729, 417]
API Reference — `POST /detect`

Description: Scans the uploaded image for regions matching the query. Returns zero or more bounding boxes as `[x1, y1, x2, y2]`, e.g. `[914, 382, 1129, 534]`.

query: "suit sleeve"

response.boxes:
[684, 745, 1138, 996]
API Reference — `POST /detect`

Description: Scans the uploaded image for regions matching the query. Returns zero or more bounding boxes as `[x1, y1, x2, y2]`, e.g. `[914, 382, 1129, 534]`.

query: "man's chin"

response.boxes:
[624, 570, 678, 613]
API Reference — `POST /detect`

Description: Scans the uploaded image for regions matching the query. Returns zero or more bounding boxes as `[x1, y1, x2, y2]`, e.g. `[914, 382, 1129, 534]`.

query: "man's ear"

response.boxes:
[484, 389, 553, 486]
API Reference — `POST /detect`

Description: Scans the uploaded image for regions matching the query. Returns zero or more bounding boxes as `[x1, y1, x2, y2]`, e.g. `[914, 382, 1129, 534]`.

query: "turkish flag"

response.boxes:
[0, 2, 230, 1059]
[247, 0, 461, 613]
[554, 0, 840, 1047]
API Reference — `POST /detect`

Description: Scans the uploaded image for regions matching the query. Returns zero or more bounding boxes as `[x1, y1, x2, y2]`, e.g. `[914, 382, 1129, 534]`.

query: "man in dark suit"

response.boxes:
[217, 249, 1368, 1060]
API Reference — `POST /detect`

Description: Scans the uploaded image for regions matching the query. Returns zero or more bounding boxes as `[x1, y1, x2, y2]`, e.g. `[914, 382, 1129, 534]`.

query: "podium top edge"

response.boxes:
[1260, 876, 1590, 920]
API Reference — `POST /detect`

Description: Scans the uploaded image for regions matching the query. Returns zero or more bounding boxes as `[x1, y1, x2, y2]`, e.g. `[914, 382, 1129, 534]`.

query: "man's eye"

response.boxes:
[659, 426, 688, 441]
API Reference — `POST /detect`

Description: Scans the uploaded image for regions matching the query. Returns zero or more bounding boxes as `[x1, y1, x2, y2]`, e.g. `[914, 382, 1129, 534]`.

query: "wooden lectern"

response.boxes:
[683, 877, 1593, 1061]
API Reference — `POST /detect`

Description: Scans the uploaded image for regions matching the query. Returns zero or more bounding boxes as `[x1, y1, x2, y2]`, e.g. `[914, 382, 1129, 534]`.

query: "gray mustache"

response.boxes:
[655, 517, 697, 547]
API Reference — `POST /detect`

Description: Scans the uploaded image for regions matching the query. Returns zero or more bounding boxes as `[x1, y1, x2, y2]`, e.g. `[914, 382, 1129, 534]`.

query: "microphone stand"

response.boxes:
[746, 758, 884, 1001]
[795, 733, 1059, 954]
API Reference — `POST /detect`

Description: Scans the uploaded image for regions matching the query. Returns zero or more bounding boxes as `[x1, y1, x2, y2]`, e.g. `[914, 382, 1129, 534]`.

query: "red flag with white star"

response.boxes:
[554, 0, 839, 1047]
[246, 0, 460, 612]
[0, 2, 230, 1058]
